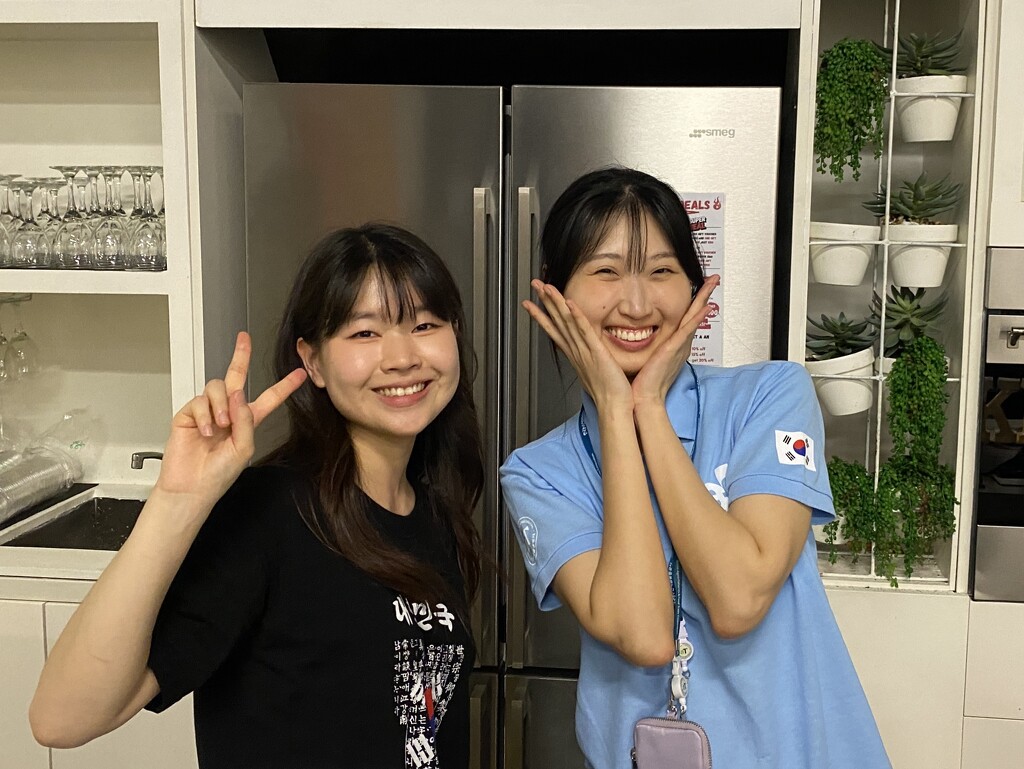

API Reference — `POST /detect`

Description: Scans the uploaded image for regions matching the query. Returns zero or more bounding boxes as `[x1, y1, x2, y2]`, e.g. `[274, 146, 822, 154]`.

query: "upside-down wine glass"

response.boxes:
[51, 166, 94, 269]
[93, 167, 128, 269]
[3, 300, 40, 380]
[128, 165, 165, 271]
[10, 179, 51, 268]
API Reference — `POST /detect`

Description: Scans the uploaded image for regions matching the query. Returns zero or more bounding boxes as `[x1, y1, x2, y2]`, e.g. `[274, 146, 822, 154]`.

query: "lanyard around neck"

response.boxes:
[576, 362, 700, 717]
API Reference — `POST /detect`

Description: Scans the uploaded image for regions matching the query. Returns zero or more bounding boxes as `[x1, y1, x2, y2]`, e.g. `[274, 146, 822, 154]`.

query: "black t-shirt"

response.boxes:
[146, 465, 474, 769]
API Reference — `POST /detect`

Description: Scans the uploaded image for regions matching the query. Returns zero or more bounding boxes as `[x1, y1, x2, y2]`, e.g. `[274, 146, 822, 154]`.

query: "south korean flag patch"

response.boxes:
[775, 430, 816, 471]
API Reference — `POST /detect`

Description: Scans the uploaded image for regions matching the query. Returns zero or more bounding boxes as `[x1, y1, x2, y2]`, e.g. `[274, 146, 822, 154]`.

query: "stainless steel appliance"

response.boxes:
[974, 247, 1024, 602]
[243, 83, 781, 768]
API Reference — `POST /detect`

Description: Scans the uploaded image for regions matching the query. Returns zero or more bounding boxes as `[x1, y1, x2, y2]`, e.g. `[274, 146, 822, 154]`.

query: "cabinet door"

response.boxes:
[965, 601, 1024, 719]
[44, 603, 198, 769]
[962, 717, 1024, 769]
[826, 589, 968, 769]
[0, 600, 49, 769]
[989, 0, 1024, 245]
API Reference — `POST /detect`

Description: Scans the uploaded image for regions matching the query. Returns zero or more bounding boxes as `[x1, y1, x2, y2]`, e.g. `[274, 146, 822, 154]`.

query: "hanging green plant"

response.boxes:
[821, 336, 958, 587]
[823, 456, 875, 561]
[814, 38, 890, 182]
[880, 335, 958, 585]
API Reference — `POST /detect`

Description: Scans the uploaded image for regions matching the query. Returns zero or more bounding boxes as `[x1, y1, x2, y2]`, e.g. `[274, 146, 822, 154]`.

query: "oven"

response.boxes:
[974, 247, 1024, 601]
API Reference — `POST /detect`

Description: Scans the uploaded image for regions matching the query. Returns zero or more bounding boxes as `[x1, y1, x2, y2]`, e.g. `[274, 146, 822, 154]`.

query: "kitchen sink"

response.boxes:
[1, 496, 145, 551]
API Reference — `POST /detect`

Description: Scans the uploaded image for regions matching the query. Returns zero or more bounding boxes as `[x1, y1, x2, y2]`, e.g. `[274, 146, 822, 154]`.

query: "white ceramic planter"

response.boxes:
[809, 222, 880, 286]
[886, 222, 958, 288]
[804, 347, 875, 416]
[894, 75, 968, 142]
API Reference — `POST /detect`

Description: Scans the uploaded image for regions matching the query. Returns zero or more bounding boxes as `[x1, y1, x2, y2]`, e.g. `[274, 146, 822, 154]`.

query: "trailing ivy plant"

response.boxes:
[814, 38, 890, 182]
[822, 336, 957, 587]
[881, 335, 958, 585]
[822, 456, 875, 562]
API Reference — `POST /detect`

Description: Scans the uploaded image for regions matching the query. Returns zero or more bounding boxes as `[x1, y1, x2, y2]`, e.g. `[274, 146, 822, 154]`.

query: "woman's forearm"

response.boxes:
[588, 404, 675, 664]
[30, 488, 212, 747]
[633, 401, 779, 638]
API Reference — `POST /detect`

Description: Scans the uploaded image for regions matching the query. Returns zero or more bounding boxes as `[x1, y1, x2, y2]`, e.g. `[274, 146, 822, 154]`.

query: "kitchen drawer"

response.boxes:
[987, 249, 1024, 310]
[965, 601, 1024, 719]
[985, 314, 1024, 365]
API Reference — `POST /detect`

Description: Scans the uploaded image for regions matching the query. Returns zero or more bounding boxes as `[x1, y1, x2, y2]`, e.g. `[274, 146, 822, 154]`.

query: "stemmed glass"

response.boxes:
[51, 166, 94, 269]
[10, 179, 52, 269]
[93, 167, 128, 269]
[3, 301, 40, 380]
[0, 174, 23, 268]
[128, 165, 165, 271]
[36, 176, 65, 250]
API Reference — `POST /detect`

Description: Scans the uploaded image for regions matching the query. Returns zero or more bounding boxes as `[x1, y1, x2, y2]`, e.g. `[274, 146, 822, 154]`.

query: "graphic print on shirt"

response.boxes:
[392, 596, 465, 768]
[774, 430, 816, 471]
[704, 463, 729, 509]
[517, 516, 538, 565]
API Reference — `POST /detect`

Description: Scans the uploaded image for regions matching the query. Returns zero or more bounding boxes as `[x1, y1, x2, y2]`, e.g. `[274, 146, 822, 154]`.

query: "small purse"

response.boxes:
[630, 558, 713, 769]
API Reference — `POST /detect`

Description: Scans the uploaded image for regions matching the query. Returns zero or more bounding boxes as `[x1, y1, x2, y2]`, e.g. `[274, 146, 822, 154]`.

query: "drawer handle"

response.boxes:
[1009, 327, 1024, 349]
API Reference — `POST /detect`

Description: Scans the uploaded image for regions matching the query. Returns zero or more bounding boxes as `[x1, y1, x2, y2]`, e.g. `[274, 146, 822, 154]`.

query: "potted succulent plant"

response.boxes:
[863, 172, 963, 287]
[814, 38, 890, 183]
[805, 312, 877, 416]
[870, 286, 948, 373]
[880, 31, 968, 142]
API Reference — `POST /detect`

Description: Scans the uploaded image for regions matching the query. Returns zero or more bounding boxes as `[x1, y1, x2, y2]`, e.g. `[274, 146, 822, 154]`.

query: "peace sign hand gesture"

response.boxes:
[154, 332, 307, 508]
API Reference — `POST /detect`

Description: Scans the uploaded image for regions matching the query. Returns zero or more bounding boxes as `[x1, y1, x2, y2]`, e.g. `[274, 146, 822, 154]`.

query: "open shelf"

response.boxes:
[0, 269, 170, 295]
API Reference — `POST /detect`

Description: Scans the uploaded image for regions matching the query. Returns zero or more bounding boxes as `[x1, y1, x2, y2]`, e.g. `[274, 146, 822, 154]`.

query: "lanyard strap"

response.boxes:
[576, 363, 700, 718]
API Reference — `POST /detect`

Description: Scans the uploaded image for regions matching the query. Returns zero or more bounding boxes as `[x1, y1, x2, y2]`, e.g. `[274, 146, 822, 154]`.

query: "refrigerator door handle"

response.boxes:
[515, 186, 538, 448]
[508, 187, 539, 669]
[504, 678, 528, 769]
[471, 187, 495, 660]
[472, 187, 494, 415]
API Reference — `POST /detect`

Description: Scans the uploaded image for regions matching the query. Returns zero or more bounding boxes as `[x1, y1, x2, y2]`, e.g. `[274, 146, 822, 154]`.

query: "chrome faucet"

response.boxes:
[131, 451, 163, 469]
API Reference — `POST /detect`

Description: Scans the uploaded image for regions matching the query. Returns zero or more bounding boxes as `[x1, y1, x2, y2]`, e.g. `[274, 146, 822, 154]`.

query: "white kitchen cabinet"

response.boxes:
[43, 602, 198, 769]
[987, 0, 1024, 246]
[827, 588, 969, 769]
[0, 1, 198, 491]
[965, 601, 1024, 719]
[0, 600, 49, 769]
[194, 0, 801, 30]
[961, 717, 1024, 769]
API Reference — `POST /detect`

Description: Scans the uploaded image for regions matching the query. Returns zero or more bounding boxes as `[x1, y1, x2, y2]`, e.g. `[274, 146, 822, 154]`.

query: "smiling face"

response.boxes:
[297, 271, 461, 450]
[563, 212, 694, 379]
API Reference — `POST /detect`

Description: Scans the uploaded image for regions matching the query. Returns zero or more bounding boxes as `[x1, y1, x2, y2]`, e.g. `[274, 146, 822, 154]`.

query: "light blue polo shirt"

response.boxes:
[500, 361, 891, 769]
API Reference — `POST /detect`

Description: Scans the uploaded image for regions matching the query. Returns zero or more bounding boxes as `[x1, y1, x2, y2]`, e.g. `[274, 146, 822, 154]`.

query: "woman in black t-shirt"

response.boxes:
[30, 225, 485, 769]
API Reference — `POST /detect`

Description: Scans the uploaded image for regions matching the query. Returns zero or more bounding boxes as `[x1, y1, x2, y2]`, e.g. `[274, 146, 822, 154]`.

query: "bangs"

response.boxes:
[579, 194, 653, 272]
[321, 235, 460, 339]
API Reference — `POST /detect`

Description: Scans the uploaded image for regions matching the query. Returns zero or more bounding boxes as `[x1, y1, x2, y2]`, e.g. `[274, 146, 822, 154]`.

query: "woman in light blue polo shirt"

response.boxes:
[500, 167, 890, 769]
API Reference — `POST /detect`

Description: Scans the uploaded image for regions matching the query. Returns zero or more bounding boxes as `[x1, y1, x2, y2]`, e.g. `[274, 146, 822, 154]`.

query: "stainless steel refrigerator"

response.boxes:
[243, 83, 780, 769]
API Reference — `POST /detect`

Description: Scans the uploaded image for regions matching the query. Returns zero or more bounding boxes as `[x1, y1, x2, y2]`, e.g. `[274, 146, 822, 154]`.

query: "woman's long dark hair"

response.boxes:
[262, 224, 484, 617]
[541, 167, 706, 294]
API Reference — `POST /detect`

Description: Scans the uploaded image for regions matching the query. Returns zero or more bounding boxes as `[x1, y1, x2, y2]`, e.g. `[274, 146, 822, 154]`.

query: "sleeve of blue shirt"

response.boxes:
[500, 448, 604, 611]
[724, 362, 836, 525]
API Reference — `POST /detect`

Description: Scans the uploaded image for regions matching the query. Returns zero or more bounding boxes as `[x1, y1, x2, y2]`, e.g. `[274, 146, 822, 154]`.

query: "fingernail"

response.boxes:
[217, 411, 229, 425]
[200, 424, 214, 437]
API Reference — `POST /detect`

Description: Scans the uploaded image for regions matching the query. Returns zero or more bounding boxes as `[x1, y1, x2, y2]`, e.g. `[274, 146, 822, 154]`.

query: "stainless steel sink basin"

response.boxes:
[1, 496, 144, 551]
